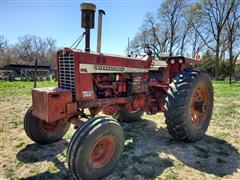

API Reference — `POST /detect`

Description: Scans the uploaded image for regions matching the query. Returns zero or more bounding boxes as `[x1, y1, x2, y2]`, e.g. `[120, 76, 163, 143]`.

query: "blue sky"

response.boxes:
[1, 0, 162, 55]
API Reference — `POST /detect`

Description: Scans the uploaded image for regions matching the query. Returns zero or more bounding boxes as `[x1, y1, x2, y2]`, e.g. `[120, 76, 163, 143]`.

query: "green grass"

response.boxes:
[4, 168, 16, 180]
[15, 141, 26, 148]
[1, 80, 238, 98]
[0, 80, 57, 89]
[0, 80, 57, 99]
[213, 81, 240, 98]
[0, 80, 239, 180]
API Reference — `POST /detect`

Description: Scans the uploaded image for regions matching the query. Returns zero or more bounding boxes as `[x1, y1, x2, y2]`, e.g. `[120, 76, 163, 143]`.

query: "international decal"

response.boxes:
[94, 65, 125, 71]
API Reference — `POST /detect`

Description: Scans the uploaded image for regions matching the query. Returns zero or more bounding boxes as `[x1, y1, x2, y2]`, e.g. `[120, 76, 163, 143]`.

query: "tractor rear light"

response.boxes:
[179, 59, 184, 64]
[170, 59, 175, 64]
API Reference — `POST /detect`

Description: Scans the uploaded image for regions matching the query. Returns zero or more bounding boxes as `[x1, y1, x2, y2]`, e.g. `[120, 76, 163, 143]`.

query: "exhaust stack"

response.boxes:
[80, 2, 96, 52]
[97, 10, 105, 53]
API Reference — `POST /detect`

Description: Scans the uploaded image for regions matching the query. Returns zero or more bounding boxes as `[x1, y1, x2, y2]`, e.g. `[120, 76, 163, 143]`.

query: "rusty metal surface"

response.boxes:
[32, 87, 77, 122]
[31, 48, 202, 121]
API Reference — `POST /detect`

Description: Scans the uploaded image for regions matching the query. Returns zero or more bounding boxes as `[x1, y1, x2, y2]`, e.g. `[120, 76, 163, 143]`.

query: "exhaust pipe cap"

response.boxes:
[80, 3, 96, 11]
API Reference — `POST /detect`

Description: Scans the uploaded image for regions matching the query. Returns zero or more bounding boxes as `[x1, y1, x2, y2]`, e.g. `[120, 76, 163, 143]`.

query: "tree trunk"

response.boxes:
[215, 34, 220, 79]
[229, 63, 232, 84]
[229, 55, 233, 85]
[229, 34, 233, 84]
[169, 24, 174, 56]
[169, 33, 173, 56]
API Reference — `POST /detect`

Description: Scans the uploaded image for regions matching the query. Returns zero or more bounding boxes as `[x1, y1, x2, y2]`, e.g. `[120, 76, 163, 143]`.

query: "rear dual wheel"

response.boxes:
[67, 117, 124, 180]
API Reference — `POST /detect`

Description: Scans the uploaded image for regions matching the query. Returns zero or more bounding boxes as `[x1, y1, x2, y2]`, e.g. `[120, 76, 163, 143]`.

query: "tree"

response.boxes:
[225, 0, 240, 84]
[128, 14, 169, 59]
[0, 36, 8, 67]
[0, 35, 8, 54]
[45, 37, 57, 68]
[190, 0, 235, 79]
[14, 35, 57, 66]
[158, 0, 187, 55]
[129, 0, 189, 58]
[184, 4, 207, 58]
[0, 35, 57, 68]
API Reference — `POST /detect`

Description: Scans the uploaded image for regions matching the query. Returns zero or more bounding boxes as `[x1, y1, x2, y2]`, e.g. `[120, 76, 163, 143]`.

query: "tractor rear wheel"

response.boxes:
[164, 69, 213, 142]
[67, 117, 124, 180]
[113, 107, 143, 123]
[24, 107, 70, 144]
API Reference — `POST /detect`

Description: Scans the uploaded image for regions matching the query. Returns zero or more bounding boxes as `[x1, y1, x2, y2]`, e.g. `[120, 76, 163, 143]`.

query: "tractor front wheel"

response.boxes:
[164, 69, 214, 142]
[67, 117, 124, 180]
[24, 107, 70, 144]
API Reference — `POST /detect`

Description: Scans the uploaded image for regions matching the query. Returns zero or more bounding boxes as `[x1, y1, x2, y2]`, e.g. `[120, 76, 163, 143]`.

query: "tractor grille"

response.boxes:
[58, 53, 76, 98]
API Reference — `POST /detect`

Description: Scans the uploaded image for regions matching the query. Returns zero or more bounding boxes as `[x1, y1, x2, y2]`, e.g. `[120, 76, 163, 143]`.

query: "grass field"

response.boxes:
[0, 80, 239, 180]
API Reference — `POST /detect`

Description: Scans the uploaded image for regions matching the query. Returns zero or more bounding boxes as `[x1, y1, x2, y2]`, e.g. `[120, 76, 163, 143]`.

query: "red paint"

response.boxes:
[79, 74, 96, 100]
[78, 97, 128, 109]
[124, 94, 145, 113]
[102, 105, 119, 115]
[32, 88, 78, 122]
[90, 136, 115, 168]
[41, 121, 59, 132]
[32, 48, 201, 122]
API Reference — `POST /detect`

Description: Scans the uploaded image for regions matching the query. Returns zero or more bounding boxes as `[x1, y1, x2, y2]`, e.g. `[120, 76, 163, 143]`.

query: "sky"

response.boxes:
[1, 0, 162, 55]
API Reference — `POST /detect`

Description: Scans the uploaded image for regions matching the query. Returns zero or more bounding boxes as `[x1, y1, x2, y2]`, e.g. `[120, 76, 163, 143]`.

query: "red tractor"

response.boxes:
[24, 3, 213, 180]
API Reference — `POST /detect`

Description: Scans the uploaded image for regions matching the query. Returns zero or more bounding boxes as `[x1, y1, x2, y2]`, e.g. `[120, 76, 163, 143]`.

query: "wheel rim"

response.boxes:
[41, 121, 59, 132]
[90, 136, 115, 168]
[191, 85, 208, 128]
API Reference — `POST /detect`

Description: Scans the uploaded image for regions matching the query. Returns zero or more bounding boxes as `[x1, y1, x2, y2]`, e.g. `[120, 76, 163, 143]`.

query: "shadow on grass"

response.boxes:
[16, 119, 240, 179]
[17, 139, 68, 163]
[119, 119, 240, 178]
[17, 139, 73, 179]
